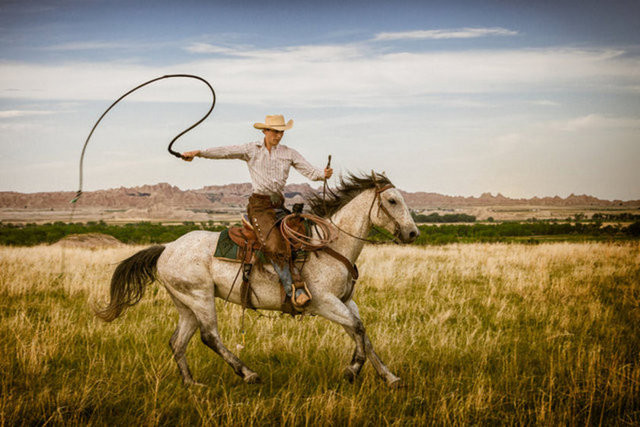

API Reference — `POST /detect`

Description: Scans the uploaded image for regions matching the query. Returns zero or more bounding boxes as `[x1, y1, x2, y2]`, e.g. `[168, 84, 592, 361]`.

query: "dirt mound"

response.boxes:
[53, 233, 124, 248]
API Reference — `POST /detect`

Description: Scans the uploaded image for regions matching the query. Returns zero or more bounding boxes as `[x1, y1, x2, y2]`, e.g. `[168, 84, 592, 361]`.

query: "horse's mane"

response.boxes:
[307, 172, 393, 218]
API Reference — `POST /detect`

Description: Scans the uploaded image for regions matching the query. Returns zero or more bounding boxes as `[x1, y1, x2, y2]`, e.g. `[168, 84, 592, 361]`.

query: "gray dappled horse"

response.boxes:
[97, 173, 419, 387]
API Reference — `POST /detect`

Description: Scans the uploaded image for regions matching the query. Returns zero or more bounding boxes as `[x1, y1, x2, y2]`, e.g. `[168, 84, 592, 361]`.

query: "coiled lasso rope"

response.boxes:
[279, 155, 336, 251]
[279, 213, 336, 251]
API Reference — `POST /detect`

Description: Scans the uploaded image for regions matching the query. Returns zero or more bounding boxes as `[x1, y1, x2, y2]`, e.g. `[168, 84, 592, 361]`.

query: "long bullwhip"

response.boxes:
[72, 74, 216, 204]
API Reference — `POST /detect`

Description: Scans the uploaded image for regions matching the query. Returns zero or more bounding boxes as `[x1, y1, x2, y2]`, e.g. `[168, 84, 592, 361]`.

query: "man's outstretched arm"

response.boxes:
[182, 143, 252, 162]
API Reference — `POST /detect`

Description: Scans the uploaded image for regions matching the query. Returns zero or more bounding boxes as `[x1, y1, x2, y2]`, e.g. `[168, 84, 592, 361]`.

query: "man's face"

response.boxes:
[263, 129, 284, 147]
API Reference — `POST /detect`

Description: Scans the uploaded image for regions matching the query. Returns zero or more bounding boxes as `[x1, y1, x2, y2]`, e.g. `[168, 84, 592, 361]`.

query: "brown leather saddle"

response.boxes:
[227, 215, 263, 263]
[226, 214, 308, 260]
[223, 213, 359, 314]
[224, 214, 308, 314]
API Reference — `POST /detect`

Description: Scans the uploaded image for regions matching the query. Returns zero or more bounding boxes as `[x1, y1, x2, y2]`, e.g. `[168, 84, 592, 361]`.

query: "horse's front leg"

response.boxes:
[344, 300, 402, 388]
[312, 294, 367, 382]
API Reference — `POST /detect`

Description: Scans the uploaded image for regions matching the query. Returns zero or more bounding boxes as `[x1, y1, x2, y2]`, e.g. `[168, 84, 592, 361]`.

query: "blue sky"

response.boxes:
[1, 0, 639, 199]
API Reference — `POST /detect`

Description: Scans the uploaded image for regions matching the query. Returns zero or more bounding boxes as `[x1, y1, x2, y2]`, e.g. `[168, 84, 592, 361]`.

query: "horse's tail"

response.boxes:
[95, 245, 166, 322]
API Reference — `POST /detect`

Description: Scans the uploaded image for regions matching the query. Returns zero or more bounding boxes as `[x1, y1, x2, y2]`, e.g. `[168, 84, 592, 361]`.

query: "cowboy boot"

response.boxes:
[291, 265, 311, 308]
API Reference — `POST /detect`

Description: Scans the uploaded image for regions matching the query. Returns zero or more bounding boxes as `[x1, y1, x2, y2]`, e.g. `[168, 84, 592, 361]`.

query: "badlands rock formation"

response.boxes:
[2, 183, 639, 211]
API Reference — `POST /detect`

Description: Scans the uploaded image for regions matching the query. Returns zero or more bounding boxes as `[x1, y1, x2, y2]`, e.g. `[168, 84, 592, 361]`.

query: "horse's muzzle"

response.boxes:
[401, 226, 420, 243]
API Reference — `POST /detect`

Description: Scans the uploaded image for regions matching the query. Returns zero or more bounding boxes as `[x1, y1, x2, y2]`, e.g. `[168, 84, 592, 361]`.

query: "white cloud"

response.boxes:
[44, 41, 132, 51]
[0, 45, 638, 109]
[184, 42, 364, 61]
[439, 98, 494, 108]
[0, 109, 55, 118]
[373, 27, 518, 41]
[184, 43, 235, 54]
[531, 99, 560, 107]
[559, 114, 640, 131]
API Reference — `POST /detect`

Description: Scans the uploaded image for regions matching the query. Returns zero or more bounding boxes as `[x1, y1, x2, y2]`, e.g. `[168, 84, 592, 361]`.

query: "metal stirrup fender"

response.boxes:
[74, 74, 216, 203]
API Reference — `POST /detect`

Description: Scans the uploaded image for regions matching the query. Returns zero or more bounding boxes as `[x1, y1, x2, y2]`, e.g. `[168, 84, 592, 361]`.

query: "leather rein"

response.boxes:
[279, 181, 401, 283]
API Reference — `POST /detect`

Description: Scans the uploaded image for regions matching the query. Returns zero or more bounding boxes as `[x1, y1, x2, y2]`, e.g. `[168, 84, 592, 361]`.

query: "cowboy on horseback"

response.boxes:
[182, 114, 333, 309]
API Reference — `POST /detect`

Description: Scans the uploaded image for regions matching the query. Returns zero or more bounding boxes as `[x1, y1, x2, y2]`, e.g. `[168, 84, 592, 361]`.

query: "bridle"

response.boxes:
[328, 181, 403, 245]
[370, 183, 403, 239]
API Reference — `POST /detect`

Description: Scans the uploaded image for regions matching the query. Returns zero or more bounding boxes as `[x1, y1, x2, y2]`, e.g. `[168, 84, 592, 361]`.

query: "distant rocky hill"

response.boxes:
[1, 182, 638, 210]
[399, 191, 640, 208]
[0, 182, 317, 211]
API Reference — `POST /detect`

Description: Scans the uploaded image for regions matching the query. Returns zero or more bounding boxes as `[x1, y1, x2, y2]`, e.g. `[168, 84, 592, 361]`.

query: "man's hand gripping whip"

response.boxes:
[73, 74, 216, 204]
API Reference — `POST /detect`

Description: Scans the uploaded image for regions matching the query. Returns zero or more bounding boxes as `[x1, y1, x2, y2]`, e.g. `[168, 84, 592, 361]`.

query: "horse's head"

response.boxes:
[307, 171, 420, 244]
[369, 180, 420, 244]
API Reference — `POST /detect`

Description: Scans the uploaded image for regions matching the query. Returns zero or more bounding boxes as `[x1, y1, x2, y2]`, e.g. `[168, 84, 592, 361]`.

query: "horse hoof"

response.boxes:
[244, 372, 261, 384]
[386, 377, 404, 389]
[343, 367, 358, 383]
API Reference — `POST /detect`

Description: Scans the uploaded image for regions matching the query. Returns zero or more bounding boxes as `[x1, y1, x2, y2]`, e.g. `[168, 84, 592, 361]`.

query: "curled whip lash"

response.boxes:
[73, 74, 216, 204]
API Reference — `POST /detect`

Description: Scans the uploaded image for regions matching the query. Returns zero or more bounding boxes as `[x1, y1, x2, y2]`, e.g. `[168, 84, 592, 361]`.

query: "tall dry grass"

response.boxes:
[1, 242, 639, 425]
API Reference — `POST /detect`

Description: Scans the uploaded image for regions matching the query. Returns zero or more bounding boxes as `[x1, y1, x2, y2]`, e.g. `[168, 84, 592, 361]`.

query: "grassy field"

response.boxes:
[1, 243, 639, 425]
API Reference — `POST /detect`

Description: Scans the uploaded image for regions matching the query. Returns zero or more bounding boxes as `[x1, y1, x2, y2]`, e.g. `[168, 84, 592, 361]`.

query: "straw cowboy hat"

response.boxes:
[253, 114, 294, 131]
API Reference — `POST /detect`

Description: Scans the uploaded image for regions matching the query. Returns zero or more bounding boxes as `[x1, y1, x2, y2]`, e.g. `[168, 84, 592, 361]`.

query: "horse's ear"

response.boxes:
[371, 170, 378, 185]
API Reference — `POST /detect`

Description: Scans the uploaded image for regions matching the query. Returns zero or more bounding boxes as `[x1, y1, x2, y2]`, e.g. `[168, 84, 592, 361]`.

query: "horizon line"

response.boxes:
[1, 182, 639, 203]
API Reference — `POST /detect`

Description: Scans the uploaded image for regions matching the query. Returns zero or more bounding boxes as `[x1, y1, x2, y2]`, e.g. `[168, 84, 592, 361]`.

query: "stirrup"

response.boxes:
[291, 280, 312, 309]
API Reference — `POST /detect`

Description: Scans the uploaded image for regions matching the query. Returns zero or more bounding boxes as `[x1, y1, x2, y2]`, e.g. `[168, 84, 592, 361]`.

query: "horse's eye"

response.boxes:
[389, 199, 397, 205]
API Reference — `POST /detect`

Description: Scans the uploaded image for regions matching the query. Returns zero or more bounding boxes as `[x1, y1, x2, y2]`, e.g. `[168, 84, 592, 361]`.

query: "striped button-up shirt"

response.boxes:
[199, 141, 325, 196]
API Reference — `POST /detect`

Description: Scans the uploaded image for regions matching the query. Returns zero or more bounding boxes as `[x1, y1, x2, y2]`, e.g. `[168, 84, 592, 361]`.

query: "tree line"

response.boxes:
[409, 221, 640, 245]
[1, 220, 639, 247]
[590, 212, 640, 222]
[0, 221, 225, 246]
[411, 212, 476, 223]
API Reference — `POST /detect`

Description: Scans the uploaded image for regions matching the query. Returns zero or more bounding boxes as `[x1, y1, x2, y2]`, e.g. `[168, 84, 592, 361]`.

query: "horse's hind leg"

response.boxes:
[191, 301, 261, 384]
[345, 300, 402, 387]
[169, 297, 199, 385]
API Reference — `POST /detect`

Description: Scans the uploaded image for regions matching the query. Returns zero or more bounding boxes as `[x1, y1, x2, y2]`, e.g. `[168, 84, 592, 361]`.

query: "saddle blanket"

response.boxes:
[213, 228, 308, 264]
[213, 228, 246, 262]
